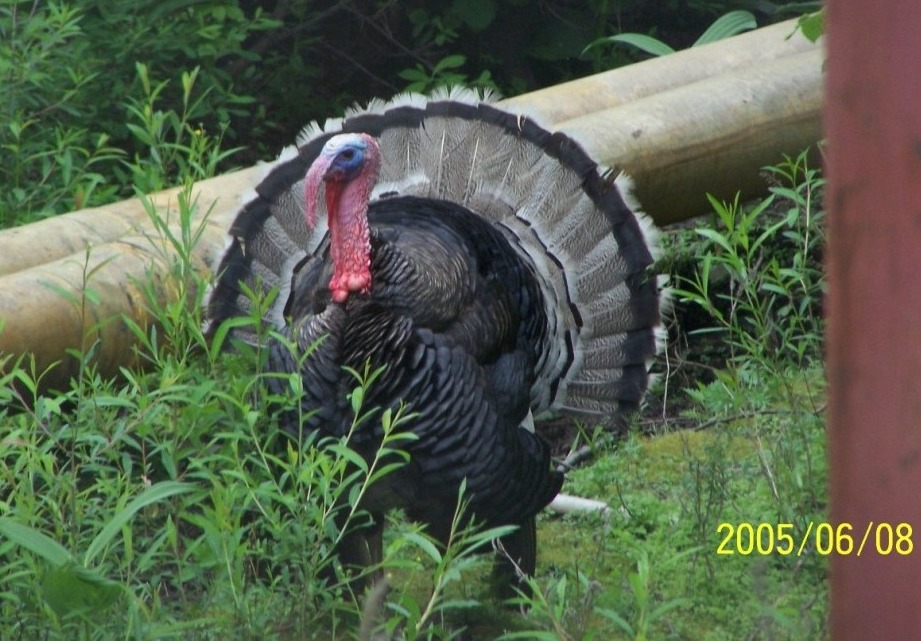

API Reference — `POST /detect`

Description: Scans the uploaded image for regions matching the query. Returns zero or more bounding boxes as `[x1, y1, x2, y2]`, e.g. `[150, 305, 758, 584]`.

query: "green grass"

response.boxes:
[526, 365, 828, 640]
[0, 361, 828, 639]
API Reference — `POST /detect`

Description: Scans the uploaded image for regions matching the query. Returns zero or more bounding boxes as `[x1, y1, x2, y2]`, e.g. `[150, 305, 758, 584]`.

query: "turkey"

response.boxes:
[205, 89, 662, 596]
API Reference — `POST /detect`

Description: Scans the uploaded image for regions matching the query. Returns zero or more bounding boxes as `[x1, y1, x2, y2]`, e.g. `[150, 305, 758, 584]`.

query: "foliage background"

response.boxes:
[2, 0, 809, 226]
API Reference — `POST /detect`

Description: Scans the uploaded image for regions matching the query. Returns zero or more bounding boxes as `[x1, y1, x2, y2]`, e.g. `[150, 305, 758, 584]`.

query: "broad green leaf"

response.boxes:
[694, 11, 757, 47]
[797, 11, 824, 43]
[42, 561, 123, 619]
[84, 481, 193, 566]
[0, 518, 72, 567]
[607, 33, 675, 57]
[433, 54, 466, 74]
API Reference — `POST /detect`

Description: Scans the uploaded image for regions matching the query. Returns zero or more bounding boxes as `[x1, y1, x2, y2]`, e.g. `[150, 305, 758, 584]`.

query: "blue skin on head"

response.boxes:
[322, 136, 368, 182]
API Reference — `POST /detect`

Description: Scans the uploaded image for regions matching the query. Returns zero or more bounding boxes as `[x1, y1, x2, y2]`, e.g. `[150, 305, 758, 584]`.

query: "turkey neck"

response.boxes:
[326, 175, 372, 303]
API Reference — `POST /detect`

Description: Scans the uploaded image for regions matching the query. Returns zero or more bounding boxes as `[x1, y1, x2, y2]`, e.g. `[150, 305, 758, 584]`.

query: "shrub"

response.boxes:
[0, 0, 275, 226]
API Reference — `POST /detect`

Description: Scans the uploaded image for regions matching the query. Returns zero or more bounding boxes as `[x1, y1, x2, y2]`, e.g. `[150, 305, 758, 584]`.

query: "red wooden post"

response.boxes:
[826, 0, 921, 638]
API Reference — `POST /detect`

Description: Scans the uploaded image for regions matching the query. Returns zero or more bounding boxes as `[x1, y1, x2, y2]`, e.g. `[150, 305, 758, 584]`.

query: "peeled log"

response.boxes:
[0, 168, 262, 390]
[0, 206, 147, 279]
[0, 167, 263, 278]
[559, 48, 824, 224]
[0, 234, 178, 391]
[0, 224, 225, 392]
[500, 19, 817, 126]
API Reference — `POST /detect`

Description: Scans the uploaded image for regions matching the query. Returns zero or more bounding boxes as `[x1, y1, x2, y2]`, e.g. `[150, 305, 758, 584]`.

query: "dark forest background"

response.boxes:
[1, 0, 812, 224]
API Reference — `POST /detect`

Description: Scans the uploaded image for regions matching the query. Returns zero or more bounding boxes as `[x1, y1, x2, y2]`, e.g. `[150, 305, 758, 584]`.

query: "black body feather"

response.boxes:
[268, 198, 562, 536]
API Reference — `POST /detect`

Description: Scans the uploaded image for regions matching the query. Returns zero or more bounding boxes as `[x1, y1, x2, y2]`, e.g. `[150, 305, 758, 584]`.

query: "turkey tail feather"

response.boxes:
[207, 89, 662, 427]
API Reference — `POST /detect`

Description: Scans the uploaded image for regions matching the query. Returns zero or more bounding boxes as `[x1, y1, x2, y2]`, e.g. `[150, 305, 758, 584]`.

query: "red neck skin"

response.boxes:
[324, 179, 372, 303]
[305, 134, 380, 304]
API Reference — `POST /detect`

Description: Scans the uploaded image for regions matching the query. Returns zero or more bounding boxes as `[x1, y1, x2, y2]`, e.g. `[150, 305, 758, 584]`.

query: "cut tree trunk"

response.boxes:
[0, 167, 263, 392]
[0, 167, 263, 278]
[501, 18, 817, 126]
[559, 48, 823, 224]
[0, 19, 824, 391]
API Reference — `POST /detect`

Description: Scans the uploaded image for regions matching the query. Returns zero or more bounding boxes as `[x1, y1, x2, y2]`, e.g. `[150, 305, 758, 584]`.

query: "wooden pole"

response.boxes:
[826, 1, 921, 638]
[0, 166, 264, 278]
[558, 49, 822, 224]
[0, 168, 262, 391]
[500, 18, 816, 125]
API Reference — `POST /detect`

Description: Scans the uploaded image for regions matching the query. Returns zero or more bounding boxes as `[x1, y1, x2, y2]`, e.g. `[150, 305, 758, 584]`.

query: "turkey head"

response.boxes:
[304, 133, 381, 303]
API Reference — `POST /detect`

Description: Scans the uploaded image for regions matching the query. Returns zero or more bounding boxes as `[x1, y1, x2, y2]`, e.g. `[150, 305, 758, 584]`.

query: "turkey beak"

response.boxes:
[304, 153, 339, 230]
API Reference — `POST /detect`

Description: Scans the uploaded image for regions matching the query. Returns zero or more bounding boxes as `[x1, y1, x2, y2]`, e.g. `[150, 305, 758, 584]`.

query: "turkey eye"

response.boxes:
[340, 149, 356, 161]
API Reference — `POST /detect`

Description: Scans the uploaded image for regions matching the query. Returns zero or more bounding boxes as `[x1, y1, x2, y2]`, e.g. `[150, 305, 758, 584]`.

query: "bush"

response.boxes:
[0, 0, 275, 225]
[672, 149, 826, 377]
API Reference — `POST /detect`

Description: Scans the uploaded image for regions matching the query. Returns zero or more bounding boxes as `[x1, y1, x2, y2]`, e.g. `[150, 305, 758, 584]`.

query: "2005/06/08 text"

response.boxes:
[717, 522, 913, 556]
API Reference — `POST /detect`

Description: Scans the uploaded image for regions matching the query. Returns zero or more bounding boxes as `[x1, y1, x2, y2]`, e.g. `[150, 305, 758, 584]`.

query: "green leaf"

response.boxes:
[797, 10, 825, 43]
[695, 228, 734, 254]
[349, 385, 364, 415]
[401, 531, 443, 564]
[84, 481, 194, 566]
[381, 406, 392, 432]
[694, 11, 757, 47]
[0, 518, 72, 567]
[649, 597, 692, 620]
[208, 316, 256, 360]
[42, 561, 123, 619]
[761, 283, 789, 296]
[433, 54, 466, 74]
[595, 606, 636, 635]
[368, 461, 409, 484]
[398, 66, 429, 82]
[327, 441, 369, 474]
[594, 33, 675, 57]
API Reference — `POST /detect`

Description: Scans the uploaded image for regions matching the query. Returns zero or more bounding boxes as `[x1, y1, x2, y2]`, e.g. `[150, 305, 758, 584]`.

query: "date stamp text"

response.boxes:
[716, 521, 913, 556]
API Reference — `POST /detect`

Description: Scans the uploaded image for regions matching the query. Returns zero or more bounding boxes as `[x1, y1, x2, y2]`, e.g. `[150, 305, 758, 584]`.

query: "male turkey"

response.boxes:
[206, 90, 661, 595]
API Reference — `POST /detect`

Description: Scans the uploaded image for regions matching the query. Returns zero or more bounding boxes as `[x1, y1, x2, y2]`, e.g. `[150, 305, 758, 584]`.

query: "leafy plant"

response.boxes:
[0, 482, 193, 621]
[123, 63, 242, 194]
[0, 0, 270, 226]
[0, 2, 121, 224]
[398, 54, 498, 95]
[673, 149, 826, 375]
[595, 549, 695, 641]
[373, 484, 517, 640]
[583, 10, 758, 58]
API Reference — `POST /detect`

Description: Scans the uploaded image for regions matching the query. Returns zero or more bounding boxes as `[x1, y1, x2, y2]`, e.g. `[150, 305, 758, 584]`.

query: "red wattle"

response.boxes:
[326, 181, 371, 303]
